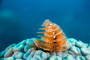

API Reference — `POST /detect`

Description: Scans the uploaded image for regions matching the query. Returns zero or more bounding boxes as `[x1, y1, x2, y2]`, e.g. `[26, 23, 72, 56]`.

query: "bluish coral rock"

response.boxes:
[12, 52, 24, 59]
[81, 47, 90, 55]
[49, 56, 62, 60]
[75, 41, 87, 48]
[75, 56, 85, 60]
[0, 38, 90, 60]
[63, 55, 75, 60]
[13, 43, 24, 52]
[67, 38, 77, 46]
[70, 46, 81, 55]
[4, 47, 13, 58]
[24, 45, 31, 52]
[0, 51, 5, 58]
[85, 55, 90, 60]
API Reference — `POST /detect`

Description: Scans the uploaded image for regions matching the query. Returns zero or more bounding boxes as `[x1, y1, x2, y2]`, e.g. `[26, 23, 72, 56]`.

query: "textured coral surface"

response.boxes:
[0, 38, 90, 60]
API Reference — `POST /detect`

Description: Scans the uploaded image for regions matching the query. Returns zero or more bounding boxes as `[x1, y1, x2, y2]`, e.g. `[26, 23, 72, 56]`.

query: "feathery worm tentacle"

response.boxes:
[34, 20, 67, 52]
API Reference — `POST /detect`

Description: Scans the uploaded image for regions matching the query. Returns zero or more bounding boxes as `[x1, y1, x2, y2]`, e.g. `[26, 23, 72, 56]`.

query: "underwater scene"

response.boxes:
[0, 0, 90, 60]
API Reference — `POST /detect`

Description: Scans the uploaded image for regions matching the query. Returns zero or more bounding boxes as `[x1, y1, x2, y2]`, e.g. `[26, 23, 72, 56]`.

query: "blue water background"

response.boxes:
[0, 0, 90, 51]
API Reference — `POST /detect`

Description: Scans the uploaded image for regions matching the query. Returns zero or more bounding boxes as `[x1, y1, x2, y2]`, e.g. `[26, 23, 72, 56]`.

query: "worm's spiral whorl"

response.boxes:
[34, 20, 67, 52]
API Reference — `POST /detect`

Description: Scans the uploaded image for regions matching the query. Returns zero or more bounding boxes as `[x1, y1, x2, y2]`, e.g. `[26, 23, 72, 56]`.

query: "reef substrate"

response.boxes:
[0, 38, 90, 60]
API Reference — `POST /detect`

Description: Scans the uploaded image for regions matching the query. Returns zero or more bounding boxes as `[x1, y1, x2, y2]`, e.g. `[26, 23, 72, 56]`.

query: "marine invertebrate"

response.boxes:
[33, 20, 67, 52]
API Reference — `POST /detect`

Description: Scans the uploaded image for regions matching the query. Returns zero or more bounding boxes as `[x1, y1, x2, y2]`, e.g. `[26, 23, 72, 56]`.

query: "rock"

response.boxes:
[5, 44, 16, 52]
[50, 52, 56, 56]
[57, 51, 67, 58]
[26, 38, 35, 46]
[49, 56, 62, 60]
[12, 52, 24, 59]
[27, 51, 35, 59]
[4, 47, 13, 58]
[0, 58, 4, 60]
[75, 56, 85, 60]
[85, 55, 90, 60]
[33, 50, 42, 57]
[20, 40, 26, 45]
[4, 57, 14, 60]
[13, 43, 24, 52]
[23, 53, 30, 59]
[61, 52, 68, 58]
[66, 41, 72, 49]
[57, 52, 62, 57]
[67, 38, 77, 46]
[29, 58, 37, 60]
[23, 49, 33, 59]
[63, 55, 75, 60]
[33, 56, 41, 60]
[24, 45, 31, 52]
[88, 44, 90, 50]
[33, 50, 42, 60]
[76, 41, 87, 48]
[15, 59, 23, 60]
[88, 46, 90, 50]
[26, 49, 32, 54]
[41, 52, 48, 60]
[81, 47, 90, 55]
[68, 51, 75, 56]
[0, 38, 90, 60]
[70, 46, 80, 55]
[0, 51, 5, 58]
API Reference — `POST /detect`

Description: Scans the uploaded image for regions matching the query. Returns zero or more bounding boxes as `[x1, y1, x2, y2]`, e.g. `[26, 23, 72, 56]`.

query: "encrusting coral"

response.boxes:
[33, 20, 67, 52]
[0, 19, 90, 60]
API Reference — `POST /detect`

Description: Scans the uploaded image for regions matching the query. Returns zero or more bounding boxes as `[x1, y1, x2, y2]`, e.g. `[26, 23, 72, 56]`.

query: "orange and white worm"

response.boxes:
[33, 20, 67, 52]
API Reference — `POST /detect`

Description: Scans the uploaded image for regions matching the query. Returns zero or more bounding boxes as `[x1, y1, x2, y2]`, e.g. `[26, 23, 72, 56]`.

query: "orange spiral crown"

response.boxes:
[34, 20, 67, 52]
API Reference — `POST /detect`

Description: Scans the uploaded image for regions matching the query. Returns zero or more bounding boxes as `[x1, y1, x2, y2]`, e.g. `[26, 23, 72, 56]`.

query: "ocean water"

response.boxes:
[0, 0, 90, 52]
